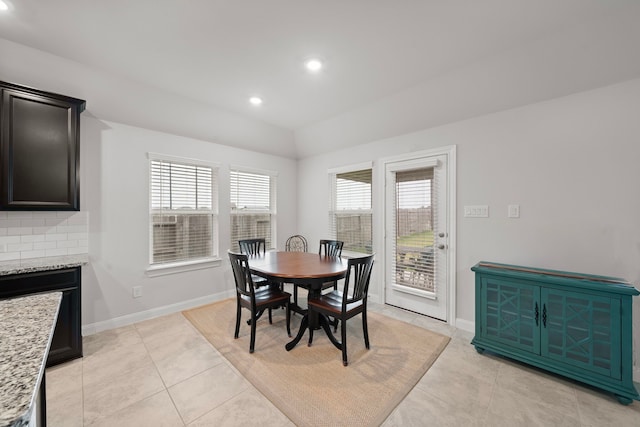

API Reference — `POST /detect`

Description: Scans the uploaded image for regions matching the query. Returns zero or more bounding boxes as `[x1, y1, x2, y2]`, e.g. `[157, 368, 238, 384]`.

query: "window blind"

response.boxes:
[230, 169, 275, 252]
[393, 167, 436, 292]
[149, 157, 218, 265]
[329, 168, 372, 253]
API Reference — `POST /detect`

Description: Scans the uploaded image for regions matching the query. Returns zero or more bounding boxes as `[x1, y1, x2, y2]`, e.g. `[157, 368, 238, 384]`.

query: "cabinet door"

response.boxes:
[1, 88, 80, 210]
[47, 286, 82, 367]
[0, 267, 83, 366]
[541, 288, 621, 379]
[480, 276, 540, 354]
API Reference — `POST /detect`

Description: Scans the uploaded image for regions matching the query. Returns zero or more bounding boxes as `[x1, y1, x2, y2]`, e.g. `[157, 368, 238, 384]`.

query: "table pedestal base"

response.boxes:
[285, 313, 341, 351]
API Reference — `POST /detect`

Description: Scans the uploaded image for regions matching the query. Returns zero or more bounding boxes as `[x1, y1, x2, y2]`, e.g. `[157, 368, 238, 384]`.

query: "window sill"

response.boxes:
[341, 250, 373, 259]
[146, 257, 222, 277]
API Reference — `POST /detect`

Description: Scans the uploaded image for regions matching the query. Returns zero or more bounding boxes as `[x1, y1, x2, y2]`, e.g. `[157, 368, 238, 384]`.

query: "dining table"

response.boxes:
[248, 251, 347, 351]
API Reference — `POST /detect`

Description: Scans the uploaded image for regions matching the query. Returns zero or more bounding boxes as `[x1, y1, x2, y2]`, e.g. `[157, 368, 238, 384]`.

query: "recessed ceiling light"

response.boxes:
[305, 58, 323, 73]
[0, 1, 9, 11]
[249, 96, 263, 106]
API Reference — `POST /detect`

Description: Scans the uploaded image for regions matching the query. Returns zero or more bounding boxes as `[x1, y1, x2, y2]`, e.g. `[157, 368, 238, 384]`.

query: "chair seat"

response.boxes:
[308, 290, 364, 317]
[240, 289, 291, 307]
[320, 281, 337, 290]
[252, 275, 270, 287]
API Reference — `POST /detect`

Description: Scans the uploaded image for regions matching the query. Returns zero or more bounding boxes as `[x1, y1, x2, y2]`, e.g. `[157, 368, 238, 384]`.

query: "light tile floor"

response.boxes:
[46, 296, 640, 426]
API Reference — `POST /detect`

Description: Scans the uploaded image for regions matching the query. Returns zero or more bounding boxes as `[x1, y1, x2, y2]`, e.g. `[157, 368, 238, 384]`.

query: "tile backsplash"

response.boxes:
[0, 211, 88, 261]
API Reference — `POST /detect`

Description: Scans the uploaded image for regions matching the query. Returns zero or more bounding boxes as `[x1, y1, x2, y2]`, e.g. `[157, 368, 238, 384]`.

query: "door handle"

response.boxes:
[542, 304, 547, 328]
[535, 302, 539, 326]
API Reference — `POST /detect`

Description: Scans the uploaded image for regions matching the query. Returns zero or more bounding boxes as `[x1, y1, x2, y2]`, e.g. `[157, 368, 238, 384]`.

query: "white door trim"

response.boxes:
[377, 145, 457, 325]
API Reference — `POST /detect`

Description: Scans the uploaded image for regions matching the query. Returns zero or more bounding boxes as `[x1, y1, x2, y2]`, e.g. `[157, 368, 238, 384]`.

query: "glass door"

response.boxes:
[384, 152, 450, 320]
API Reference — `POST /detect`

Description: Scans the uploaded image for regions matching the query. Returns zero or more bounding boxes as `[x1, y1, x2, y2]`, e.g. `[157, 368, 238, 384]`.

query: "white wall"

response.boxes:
[297, 78, 640, 378]
[81, 118, 298, 332]
[0, 38, 298, 332]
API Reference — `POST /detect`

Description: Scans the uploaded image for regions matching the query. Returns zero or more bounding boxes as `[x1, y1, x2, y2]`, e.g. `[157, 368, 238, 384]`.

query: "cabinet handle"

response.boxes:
[542, 304, 547, 328]
[535, 302, 539, 326]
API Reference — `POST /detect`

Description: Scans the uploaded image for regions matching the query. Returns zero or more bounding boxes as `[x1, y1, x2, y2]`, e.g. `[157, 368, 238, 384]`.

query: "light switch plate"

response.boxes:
[464, 205, 489, 218]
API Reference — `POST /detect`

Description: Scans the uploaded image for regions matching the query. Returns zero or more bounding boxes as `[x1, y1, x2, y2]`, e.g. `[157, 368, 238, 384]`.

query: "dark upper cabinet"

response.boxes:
[0, 81, 86, 210]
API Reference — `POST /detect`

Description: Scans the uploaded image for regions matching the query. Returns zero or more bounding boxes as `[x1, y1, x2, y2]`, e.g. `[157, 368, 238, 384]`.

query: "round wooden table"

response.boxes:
[248, 251, 347, 351]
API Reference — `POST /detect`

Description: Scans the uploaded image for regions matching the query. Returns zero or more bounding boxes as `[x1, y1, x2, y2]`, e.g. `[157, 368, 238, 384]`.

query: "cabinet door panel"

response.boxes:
[0, 267, 82, 366]
[481, 276, 540, 353]
[542, 288, 621, 379]
[1, 88, 80, 210]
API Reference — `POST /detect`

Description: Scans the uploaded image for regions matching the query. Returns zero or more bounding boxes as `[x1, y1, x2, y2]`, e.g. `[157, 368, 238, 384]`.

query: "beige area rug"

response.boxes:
[183, 299, 450, 427]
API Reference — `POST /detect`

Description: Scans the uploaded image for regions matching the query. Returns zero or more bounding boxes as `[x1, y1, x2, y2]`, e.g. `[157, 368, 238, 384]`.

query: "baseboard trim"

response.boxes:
[455, 318, 474, 333]
[82, 290, 235, 336]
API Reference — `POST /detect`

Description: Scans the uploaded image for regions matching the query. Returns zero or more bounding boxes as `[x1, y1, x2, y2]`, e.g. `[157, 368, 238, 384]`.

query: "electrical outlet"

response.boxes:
[132, 286, 143, 298]
[508, 204, 520, 218]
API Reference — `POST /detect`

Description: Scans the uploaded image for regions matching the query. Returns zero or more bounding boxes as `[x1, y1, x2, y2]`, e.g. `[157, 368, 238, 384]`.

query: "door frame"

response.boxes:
[377, 145, 457, 325]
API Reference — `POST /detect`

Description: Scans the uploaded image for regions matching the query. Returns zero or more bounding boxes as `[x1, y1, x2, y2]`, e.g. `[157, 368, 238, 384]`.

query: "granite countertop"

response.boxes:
[0, 292, 62, 427]
[0, 254, 89, 276]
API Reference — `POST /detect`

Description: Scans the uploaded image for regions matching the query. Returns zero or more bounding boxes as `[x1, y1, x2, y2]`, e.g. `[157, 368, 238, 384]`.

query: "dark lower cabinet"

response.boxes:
[0, 266, 82, 367]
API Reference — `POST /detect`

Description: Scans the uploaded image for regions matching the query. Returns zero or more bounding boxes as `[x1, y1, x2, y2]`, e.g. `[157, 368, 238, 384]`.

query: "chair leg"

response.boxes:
[268, 308, 273, 324]
[250, 312, 257, 353]
[341, 319, 348, 366]
[362, 310, 370, 349]
[234, 300, 241, 339]
[286, 301, 291, 337]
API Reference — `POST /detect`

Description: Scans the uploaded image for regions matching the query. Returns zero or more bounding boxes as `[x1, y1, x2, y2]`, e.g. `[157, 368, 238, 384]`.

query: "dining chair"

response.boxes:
[238, 238, 266, 256]
[229, 251, 291, 353]
[285, 234, 308, 252]
[317, 239, 345, 329]
[285, 235, 308, 307]
[319, 239, 344, 257]
[238, 237, 280, 322]
[307, 253, 375, 365]
[319, 239, 344, 293]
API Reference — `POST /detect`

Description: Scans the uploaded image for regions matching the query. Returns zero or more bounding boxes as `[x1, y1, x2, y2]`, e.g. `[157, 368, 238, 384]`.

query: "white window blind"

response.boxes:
[230, 168, 276, 252]
[329, 168, 373, 253]
[393, 167, 436, 292]
[149, 156, 218, 265]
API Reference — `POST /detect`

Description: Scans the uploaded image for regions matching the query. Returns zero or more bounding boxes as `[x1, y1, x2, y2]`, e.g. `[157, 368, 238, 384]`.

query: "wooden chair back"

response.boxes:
[238, 238, 265, 256]
[228, 251, 256, 299]
[319, 239, 344, 257]
[342, 254, 375, 307]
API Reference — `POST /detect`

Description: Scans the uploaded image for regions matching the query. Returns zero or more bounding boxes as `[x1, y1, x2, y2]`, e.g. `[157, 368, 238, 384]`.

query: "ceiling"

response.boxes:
[1, 1, 639, 158]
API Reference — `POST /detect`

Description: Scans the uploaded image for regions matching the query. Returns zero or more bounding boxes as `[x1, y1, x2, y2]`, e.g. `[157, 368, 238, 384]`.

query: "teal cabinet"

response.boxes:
[471, 262, 639, 405]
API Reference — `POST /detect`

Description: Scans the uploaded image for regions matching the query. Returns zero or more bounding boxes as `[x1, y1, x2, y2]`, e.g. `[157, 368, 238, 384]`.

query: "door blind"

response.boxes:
[230, 169, 275, 252]
[393, 167, 436, 292]
[150, 158, 217, 265]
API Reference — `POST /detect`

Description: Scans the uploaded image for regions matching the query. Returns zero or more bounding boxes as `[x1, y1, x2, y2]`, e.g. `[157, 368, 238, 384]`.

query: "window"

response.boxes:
[149, 154, 218, 266]
[393, 167, 436, 292]
[230, 167, 276, 252]
[329, 165, 373, 254]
